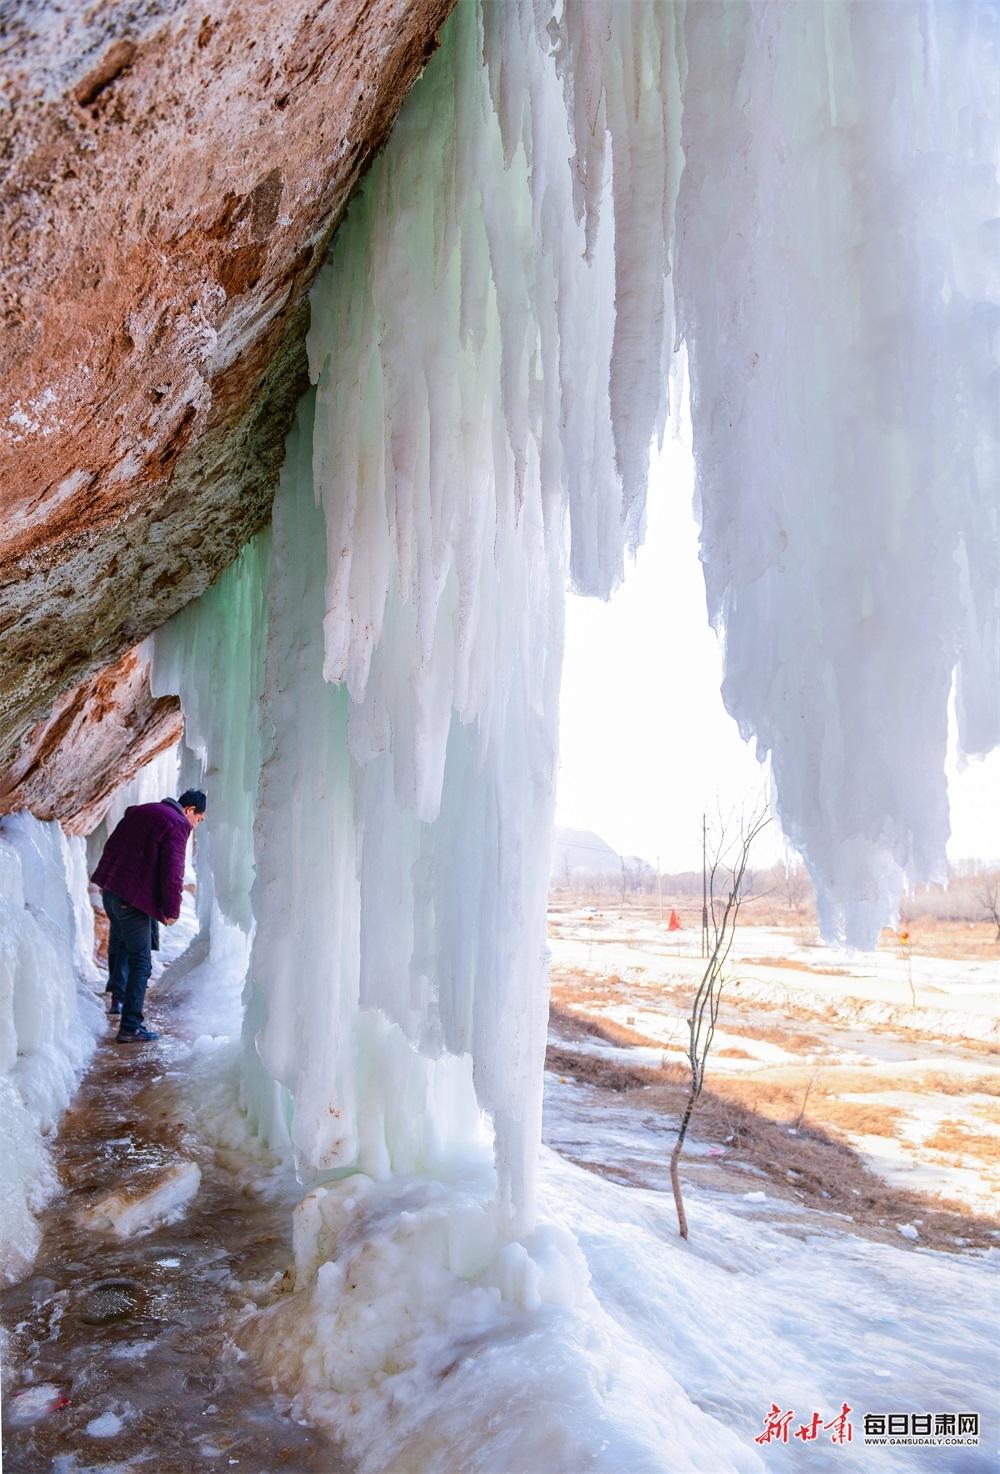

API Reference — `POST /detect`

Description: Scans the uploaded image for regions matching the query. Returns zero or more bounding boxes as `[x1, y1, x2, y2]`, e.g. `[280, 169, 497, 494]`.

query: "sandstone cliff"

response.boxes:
[0, 0, 455, 820]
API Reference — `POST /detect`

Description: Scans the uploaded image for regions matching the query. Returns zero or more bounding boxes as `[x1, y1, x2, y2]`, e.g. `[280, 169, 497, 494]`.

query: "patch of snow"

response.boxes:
[86, 1410, 124, 1437]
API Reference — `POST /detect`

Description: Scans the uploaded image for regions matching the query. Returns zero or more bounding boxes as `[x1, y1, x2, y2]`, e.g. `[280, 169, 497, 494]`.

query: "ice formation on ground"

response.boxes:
[80, 1160, 201, 1238]
[0, 815, 103, 1282]
[132, 0, 996, 1467]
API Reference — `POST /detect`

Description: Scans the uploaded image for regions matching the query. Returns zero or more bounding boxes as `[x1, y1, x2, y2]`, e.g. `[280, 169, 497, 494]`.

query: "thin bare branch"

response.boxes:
[670, 797, 769, 1238]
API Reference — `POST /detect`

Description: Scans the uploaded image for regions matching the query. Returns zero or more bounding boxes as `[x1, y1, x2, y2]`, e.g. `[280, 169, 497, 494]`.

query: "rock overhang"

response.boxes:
[0, 0, 457, 815]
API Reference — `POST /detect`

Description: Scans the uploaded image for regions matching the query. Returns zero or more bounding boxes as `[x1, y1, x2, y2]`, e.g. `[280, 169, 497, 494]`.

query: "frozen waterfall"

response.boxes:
[144, 0, 997, 1464]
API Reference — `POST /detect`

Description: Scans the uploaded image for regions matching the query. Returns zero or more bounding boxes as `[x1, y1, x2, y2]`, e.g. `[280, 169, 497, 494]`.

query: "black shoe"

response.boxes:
[116, 1026, 159, 1043]
[109, 1001, 121, 1016]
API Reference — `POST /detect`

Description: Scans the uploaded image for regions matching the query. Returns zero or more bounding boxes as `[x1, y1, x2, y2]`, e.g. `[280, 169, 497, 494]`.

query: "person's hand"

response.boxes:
[164, 916, 178, 925]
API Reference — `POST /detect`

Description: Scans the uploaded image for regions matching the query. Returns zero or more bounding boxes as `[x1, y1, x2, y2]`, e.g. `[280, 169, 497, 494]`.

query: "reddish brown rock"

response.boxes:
[0, 647, 182, 834]
[0, 0, 456, 801]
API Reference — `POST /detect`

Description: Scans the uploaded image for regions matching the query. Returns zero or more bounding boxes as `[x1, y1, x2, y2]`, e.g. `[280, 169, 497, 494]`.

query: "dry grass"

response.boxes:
[552, 960, 1000, 1063]
[807, 1099, 905, 1139]
[732, 1021, 827, 1052]
[552, 975, 832, 1059]
[546, 1040, 996, 1251]
[914, 1071, 1000, 1098]
[552, 897, 998, 964]
[548, 1043, 1000, 1249]
[547, 912, 999, 1249]
[884, 1025, 999, 1057]
[879, 919, 1000, 964]
[547, 1045, 664, 1093]
[923, 1121, 1000, 1162]
[549, 1002, 670, 1053]
[742, 955, 851, 978]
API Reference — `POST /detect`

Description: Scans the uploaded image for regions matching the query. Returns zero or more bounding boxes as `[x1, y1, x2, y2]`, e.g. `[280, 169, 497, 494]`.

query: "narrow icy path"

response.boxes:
[0, 996, 348, 1474]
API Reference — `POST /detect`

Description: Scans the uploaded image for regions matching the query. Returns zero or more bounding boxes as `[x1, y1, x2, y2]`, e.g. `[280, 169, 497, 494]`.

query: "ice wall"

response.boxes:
[0, 815, 103, 1282]
[154, 0, 998, 1211]
[100, 740, 180, 840]
[149, 536, 281, 1138]
[153, 536, 270, 936]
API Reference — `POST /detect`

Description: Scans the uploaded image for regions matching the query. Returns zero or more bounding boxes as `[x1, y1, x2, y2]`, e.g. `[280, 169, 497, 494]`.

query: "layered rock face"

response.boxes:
[0, 648, 182, 834]
[0, 0, 455, 813]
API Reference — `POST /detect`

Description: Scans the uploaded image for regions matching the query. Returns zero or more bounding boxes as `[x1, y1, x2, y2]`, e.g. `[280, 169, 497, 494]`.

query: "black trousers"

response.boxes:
[103, 891, 154, 1034]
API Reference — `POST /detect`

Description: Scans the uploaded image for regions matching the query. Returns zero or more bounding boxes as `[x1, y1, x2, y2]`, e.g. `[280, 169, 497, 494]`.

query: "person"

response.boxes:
[91, 789, 206, 1042]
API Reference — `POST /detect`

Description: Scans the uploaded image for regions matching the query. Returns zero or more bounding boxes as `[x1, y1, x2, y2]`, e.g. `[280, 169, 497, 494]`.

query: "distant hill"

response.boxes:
[552, 827, 622, 877]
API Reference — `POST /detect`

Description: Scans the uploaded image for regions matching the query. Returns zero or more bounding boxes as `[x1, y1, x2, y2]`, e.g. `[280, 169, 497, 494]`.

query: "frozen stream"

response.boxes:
[0, 986, 348, 1474]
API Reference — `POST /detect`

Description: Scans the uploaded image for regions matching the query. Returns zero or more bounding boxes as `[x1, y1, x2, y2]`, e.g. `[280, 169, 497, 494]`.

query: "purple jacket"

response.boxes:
[92, 798, 191, 924]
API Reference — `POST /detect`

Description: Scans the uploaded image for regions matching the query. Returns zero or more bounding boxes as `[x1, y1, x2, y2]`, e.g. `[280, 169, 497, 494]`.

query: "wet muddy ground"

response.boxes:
[1, 1002, 347, 1473]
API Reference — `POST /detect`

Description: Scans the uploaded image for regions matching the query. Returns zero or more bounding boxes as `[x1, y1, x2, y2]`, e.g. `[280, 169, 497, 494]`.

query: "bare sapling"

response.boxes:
[670, 801, 771, 1239]
[980, 874, 1000, 942]
[793, 1066, 822, 1132]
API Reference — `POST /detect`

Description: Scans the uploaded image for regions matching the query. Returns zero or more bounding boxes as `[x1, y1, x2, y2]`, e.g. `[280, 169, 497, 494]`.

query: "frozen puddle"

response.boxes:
[81, 1160, 201, 1237]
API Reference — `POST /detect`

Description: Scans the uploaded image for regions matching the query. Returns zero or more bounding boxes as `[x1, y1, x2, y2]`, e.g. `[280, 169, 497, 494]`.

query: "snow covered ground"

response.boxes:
[549, 907, 999, 1219]
[2, 832, 995, 1471]
[539, 909, 997, 1467]
[537, 1127, 998, 1473]
[550, 910, 998, 1040]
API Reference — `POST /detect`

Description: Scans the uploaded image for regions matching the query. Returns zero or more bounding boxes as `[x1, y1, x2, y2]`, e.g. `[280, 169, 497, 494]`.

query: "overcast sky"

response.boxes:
[556, 428, 1000, 874]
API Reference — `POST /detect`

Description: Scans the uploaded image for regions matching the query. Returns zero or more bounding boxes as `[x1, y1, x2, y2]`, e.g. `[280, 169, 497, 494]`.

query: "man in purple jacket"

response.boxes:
[92, 789, 207, 1042]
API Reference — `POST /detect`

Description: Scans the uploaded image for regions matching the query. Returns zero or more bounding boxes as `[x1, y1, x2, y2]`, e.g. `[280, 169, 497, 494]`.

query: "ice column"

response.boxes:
[239, 0, 688, 1228]
[674, 0, 999, 944]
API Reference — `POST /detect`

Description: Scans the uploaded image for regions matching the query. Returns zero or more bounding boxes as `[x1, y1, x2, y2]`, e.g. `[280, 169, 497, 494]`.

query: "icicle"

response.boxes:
[674, 0, 1000, 944]
[295, 0, 673, 1224]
